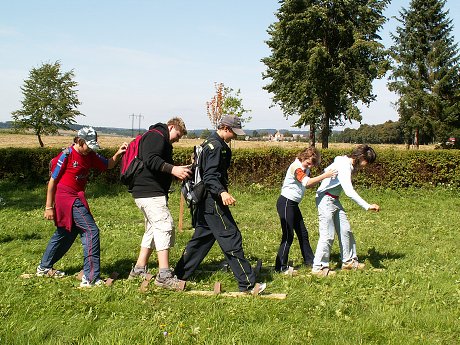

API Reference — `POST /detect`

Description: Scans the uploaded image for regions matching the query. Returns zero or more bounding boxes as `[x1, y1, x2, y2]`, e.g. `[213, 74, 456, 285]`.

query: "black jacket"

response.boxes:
[201, 132, 231, 198]
[130, 123, 174, 198]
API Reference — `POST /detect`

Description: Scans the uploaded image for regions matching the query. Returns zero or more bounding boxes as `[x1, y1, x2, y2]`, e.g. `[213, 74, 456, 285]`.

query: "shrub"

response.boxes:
[1, 147, 459, 189]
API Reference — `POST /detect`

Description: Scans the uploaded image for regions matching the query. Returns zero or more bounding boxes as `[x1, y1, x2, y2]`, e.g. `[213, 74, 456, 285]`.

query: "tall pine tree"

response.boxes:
[388, 0, 460, 147]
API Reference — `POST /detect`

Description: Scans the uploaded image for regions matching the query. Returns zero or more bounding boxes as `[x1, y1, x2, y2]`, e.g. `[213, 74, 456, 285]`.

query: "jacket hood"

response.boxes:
[149, 123, 169, 139]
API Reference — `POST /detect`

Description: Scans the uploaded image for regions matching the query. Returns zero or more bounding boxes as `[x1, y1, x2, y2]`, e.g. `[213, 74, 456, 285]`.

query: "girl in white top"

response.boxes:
[275, 147, 337, 273]
[312, 145, 380, 276]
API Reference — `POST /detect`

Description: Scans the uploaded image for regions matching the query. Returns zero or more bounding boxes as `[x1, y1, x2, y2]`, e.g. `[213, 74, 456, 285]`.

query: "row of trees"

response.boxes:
[262, 0, 460, 148]
[332, 121, 405, 144]
[11, 0, 460, 149]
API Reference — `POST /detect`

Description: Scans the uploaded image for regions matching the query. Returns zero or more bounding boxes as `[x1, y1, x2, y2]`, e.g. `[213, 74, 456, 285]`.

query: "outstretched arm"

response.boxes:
[305, 169, 337, 188]
[107, 142, 129, 169]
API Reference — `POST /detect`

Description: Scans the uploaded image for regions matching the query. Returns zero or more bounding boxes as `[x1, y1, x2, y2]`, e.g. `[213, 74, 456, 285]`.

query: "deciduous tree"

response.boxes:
[262, 0, 390, 148]
[12, 61, 82, 147]
[206, 82, 251, 130]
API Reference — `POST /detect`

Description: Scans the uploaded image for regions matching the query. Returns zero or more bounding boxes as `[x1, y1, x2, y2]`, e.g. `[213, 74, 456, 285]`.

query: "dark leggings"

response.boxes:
[275, 195, 314, 271]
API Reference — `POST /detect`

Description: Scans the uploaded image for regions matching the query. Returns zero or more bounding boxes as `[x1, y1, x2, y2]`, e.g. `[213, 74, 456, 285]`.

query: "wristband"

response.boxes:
[45, 206, 54, 210]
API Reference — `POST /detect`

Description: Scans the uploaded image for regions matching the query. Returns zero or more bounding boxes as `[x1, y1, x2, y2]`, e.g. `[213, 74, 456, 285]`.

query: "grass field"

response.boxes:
[0, 181, 459, 344]
[0, 131, 437, 150]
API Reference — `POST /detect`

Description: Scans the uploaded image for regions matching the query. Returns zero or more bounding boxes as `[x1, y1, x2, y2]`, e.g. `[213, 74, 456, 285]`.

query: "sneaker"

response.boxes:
[79, 275, 104, 288]
[311, 267, 336, 277]
[249, 282, 267, 295]
[36, 265, 65, 278]
[342, 259, 365, 270]
[280, 266, 298, 276]
[128, 265, 148, 280]
[154, 273, 185, 291]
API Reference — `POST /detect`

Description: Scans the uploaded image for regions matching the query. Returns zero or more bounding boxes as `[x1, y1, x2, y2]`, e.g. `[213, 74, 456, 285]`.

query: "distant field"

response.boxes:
[0, 132, 436, 150]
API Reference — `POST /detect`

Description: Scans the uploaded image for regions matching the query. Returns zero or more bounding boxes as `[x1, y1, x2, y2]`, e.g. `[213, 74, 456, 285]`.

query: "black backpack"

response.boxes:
[181, 143, 206, 207]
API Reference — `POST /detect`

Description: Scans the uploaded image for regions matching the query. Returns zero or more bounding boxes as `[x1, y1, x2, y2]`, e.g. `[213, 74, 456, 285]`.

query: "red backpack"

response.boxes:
[120, 128, 164, 187]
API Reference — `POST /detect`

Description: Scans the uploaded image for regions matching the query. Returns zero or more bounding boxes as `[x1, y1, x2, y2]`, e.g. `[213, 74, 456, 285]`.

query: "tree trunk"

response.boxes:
[321, 114, 330, 149]
[414, 128, 419, 149]
[37, 134, 44, 148]
[309, 124, 316, 147]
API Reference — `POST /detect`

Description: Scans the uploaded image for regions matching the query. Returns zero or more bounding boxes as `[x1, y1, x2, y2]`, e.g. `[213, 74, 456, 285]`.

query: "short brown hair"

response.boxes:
[296, 146, 320, 166]
[167, 117, 187, 136]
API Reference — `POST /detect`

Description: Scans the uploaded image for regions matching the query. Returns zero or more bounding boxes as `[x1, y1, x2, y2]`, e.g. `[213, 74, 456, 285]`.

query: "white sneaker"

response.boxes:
[79, 275, 104, 288]
[281, 266, 297, 275]
[250, 282, 267, 295]
[36, 265, 65, 278]
[342, 259, 365, 270]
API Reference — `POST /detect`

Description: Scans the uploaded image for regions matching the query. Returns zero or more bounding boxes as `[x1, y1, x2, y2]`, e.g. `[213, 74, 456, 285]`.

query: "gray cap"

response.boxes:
[219, 115, 245, 136]
[77, 127, 100, 151]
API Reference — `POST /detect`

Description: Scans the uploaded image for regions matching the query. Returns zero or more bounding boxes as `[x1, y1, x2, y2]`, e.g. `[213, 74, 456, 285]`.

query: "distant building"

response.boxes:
[273, 130, 283, 141]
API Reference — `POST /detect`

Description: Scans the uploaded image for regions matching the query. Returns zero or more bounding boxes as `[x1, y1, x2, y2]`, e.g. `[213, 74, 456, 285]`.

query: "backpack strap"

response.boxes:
[50, 147, 72, 179]
[138, 128, 165, 161]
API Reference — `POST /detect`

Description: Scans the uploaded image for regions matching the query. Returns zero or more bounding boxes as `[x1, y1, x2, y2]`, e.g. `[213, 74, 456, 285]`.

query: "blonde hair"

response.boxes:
[167, 117, 187, 136]
[296, 146, 320, 166]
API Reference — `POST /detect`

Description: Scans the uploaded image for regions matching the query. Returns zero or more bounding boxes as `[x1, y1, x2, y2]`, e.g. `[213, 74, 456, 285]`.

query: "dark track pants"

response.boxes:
[40, 198, 101, 282]
[175, 197, 256, 291]
[275, 195, 314, 271]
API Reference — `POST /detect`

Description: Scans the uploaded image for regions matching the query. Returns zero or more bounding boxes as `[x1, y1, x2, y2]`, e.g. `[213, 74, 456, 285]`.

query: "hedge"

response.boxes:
[1, 147, 459, 189]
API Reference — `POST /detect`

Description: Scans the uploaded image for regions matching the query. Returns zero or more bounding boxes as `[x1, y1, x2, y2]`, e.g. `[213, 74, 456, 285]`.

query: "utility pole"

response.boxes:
[138, 114, 144, 135]
[129, 113, 143, 137]
[129, 113, 135, 137]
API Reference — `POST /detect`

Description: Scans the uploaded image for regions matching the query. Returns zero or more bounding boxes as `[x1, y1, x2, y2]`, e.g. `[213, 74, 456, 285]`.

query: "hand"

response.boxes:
[325, 168, 338, 179]
[369, 204, 380, 212]
[44, 208, 54, 220]
[117, 142, 129, 155]
[221, 192, 236, 206]
[171, 165, 192, 180]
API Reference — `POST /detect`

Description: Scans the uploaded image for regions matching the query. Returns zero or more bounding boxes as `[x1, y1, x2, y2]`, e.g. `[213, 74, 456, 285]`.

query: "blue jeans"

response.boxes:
[39, 199, 101, 282]
[313, 193, 358, 270]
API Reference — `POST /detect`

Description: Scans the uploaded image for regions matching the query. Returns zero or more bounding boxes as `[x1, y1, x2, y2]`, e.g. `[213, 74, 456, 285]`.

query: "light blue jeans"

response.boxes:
[313, 193, 358, 269]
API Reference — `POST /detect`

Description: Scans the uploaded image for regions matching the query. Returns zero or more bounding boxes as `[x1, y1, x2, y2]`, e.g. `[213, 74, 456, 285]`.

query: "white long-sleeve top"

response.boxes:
[280, 158, 311, 203]
[316, 155, 370, 210]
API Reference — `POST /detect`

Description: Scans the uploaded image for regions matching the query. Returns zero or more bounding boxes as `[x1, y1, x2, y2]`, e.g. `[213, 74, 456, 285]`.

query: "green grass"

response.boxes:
[0, 181, 459, 344]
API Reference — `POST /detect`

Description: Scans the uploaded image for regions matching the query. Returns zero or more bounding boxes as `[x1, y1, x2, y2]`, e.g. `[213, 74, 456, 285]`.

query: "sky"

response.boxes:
[1, 0, 459, 132]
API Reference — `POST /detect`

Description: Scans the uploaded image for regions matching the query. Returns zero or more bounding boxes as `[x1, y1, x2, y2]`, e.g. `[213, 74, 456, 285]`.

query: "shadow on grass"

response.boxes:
[0, 181, 127, 212]
[362, 247, 405, 268]
[102, 258, 142, 279]
[187, 257, 273, 282]
[59, 257, 142, 280]
[329, 247, 405, 269]
[0, 232, 43, 244]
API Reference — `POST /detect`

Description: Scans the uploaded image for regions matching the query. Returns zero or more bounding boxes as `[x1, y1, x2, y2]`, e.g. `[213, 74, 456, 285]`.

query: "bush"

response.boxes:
[1, 147, 460, 189]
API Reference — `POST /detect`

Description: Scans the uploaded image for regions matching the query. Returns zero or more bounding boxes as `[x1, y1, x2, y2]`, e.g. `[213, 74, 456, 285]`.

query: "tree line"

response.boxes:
[10, 0, 460, 149]
[263, 0, 459, 148]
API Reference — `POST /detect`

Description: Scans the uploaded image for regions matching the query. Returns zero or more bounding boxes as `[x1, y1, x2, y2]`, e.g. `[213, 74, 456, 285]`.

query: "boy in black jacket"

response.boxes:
[129, 117, 191, 290]
[175, 115, 266, 294]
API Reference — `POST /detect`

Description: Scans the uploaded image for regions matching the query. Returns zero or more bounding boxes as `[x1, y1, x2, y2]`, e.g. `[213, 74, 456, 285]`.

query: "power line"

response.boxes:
[129, 113, 143, 137]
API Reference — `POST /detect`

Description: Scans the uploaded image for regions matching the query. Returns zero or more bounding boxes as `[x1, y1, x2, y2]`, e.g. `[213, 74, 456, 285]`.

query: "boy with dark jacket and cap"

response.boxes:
[174, 115, 266, 294]
[128, 117, 191, 290]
